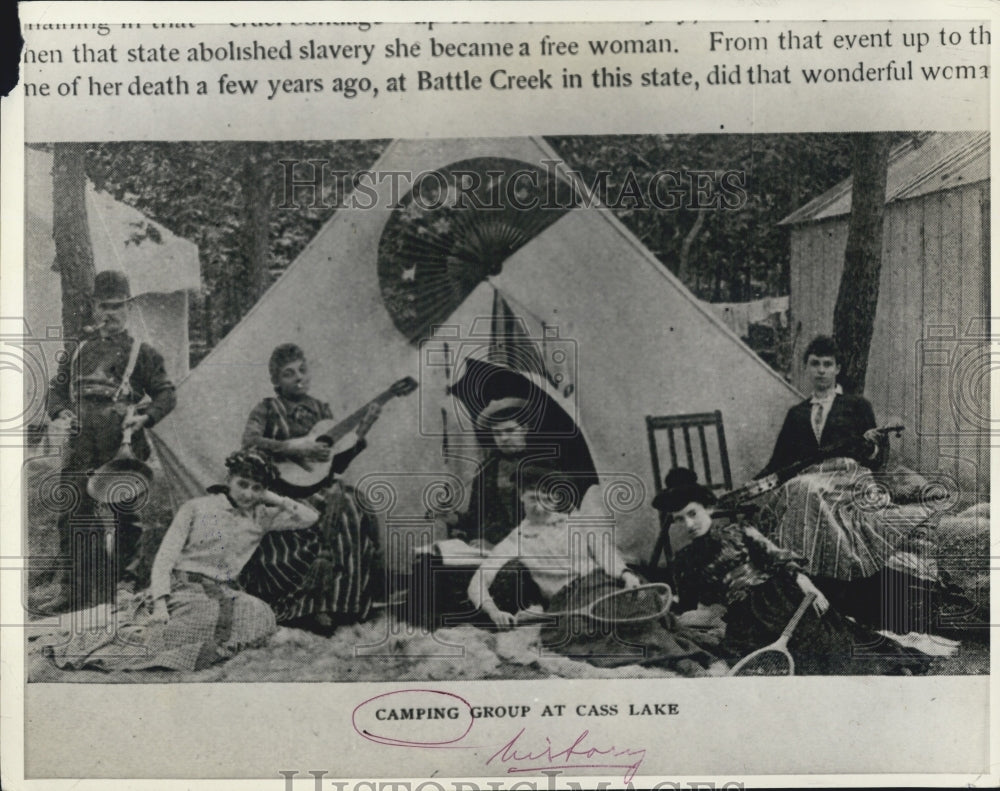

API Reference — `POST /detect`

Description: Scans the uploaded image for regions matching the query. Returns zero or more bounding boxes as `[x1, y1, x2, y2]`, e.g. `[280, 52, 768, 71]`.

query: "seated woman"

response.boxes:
[758, 335, 887, 479]
[240, 343, 383, 635]
[44, 450, 318, 672]
[754, 336, 947, 633]
[468, 463, 718, 676]
[662, 470, 932, 675]
[439, 397, 537, 548]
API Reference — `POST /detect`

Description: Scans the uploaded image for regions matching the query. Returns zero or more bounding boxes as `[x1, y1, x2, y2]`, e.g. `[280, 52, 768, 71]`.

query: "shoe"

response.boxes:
[29, 583, 71, 616]
[371, 589, 408, 610]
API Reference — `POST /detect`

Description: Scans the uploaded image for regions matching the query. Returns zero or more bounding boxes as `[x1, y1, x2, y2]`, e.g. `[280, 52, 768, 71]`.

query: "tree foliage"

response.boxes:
[546, 134, 858, 301]
[80, 135, 865, 367]
[84, 140, 386, 360]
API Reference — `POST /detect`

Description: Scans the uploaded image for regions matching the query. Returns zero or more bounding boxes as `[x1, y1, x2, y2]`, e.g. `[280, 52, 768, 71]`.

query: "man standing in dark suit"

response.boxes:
[759, 335, 885, 477]
[45, 270, 176, 611]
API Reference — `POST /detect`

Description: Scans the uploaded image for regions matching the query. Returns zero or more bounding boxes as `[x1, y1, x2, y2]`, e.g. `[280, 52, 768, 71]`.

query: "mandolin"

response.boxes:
[275, 376, 418, 495]
[716, 424, 904, 510]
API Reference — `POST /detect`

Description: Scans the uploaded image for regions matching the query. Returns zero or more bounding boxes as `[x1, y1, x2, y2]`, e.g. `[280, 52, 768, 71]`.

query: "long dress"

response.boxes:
[468, 513, 718, 675]
[673, 521, 931, 675]
[240, 394, 383, 624]
[44, 491, 317, 672]
[755, 457, 946, 632]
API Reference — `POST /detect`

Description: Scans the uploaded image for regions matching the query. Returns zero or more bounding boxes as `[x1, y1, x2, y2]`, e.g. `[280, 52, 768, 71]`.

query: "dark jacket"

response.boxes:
[758, 393, 886, 477]
[47, 331, 176, 466]
[452, 454, 522, 547]
[47, 331, 175, 426]
[675, 522, 806, 610]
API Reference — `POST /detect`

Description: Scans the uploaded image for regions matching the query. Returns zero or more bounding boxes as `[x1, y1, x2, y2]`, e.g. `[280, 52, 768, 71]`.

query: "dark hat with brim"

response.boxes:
[93, 270, 132, 303]
[476, 396, 530, 429]
[651, 484, 717, 514]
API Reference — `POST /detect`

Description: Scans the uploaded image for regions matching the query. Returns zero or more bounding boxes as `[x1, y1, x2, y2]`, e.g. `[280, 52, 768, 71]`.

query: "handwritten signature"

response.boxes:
[487, 727, 646, 783]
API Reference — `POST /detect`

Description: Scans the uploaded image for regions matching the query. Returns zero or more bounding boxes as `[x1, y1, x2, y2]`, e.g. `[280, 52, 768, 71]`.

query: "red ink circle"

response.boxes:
[352, 688, 474, 747]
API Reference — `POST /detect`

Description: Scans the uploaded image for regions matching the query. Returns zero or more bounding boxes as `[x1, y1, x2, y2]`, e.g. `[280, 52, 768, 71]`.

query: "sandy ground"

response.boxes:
[27, 615, 733, 683]
[22, 450, 990, 683]
[25, 606, 989, 683]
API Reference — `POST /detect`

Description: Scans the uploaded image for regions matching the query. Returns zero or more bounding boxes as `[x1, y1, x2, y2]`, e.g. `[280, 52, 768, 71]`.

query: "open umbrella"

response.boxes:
[448, 356, 599, 508]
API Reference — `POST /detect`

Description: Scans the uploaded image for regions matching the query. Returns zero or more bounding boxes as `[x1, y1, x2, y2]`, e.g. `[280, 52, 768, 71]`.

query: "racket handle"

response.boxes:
[779, 592, 816, 642]
[513, 609, 547, 626]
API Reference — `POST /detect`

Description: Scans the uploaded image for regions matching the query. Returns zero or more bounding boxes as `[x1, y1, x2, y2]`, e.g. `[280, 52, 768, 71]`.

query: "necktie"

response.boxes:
[811, 401, 824, 443]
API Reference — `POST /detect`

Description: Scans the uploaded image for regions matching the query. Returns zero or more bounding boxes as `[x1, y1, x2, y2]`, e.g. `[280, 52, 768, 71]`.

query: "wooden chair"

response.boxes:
[645, 411, 733, 574]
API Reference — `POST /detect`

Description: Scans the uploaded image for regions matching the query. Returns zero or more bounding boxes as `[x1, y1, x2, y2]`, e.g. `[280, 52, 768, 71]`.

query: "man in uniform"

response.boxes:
[45, 270, 176, 611]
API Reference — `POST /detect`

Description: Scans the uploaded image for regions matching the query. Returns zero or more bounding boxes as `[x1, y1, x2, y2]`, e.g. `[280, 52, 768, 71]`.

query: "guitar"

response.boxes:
[716, 424, 904, 510]
[275, 376, 418, 496]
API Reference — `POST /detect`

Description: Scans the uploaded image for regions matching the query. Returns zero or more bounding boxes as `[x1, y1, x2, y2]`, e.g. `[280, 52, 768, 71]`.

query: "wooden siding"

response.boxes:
[788, 182, 989, 495]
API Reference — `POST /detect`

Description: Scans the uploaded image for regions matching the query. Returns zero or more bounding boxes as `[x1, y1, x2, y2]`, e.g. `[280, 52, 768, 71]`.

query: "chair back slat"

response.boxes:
[696, 425, 713, 486]
[682, 427, 695, 470]
[645, 411, 733, 495]
[644, 411, 734, 572]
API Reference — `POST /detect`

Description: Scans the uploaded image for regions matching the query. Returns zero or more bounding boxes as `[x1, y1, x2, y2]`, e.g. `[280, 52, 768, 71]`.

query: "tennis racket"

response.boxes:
[514, 583, 673, 626]
[727, 592, 816, 676]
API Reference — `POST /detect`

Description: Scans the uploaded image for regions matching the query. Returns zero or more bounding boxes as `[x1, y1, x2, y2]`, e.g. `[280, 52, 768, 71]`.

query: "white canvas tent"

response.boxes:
[25, 147, 201, 387]
[153, 137, 801, 563]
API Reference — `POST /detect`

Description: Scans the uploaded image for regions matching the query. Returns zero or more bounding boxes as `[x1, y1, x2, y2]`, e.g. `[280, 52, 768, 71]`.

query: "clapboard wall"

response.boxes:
[788, 180, 990, 497]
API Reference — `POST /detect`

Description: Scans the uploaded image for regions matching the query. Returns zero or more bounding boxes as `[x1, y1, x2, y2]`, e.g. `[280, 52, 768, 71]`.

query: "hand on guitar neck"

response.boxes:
[284, 403, 382, 464]
[275, 376, 417, 496]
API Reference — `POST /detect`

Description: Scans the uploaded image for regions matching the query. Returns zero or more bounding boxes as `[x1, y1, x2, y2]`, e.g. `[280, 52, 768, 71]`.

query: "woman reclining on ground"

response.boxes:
[661, 468, 932, 675]
[467, 463, 719, 677]
[44, 450, 318, 673]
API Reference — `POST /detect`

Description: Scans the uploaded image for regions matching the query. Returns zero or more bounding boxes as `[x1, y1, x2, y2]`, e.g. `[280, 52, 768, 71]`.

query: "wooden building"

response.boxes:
[780, 131, 990, 496]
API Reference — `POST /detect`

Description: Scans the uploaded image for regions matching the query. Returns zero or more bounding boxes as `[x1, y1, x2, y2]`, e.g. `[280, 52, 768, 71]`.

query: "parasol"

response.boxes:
[448, 356, 599, 506]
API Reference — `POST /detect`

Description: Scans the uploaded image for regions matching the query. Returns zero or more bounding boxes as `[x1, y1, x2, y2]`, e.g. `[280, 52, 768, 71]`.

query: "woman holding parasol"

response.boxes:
[441, 358, 598, 548]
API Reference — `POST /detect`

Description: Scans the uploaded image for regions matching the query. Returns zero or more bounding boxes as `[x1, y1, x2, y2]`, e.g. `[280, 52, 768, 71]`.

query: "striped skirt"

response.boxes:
[756, 458, 937, 581]
[239, 482, 382, 624]
[44, 571, 277, 672]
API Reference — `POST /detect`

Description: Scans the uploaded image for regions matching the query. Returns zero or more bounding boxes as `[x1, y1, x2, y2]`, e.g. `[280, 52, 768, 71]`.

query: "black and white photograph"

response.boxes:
[3, 4, 994, 788]
[21, 132, 990, 685]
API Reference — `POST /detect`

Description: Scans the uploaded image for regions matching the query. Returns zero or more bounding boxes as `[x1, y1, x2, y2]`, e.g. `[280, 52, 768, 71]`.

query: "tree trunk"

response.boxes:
[240, 143, 274, 313]
[677, 209, 705, 284]
[832, 133, 891, 394]
[52, 143, 95, 342]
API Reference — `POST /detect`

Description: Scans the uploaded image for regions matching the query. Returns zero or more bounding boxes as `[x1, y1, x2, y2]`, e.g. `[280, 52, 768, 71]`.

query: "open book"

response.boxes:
[413, 538, 487, 566]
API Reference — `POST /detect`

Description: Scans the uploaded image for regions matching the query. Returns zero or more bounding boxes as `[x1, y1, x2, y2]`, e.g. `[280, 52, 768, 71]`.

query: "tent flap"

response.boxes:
[155, 137, 801, 563]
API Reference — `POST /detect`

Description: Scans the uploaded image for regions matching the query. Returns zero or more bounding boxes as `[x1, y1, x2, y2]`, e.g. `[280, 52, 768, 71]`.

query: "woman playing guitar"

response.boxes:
[239, 343, 386, 635]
